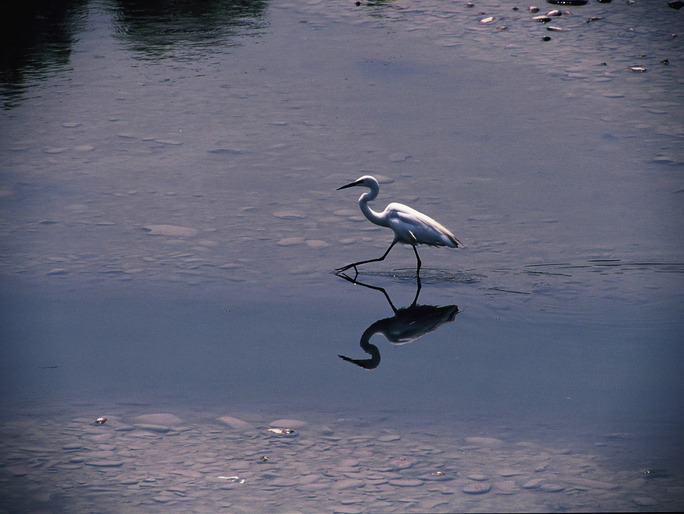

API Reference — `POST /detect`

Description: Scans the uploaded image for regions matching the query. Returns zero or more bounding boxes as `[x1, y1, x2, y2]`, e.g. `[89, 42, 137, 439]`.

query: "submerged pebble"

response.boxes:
[540, 483, 565, 492]
[143, 225, 198, 237]
[134, 424, 171, 433]
[464, 436, 503, 448]
[633, 496, 657, 506]
[389, 478, 423, 487]
[522, 478, 545, 489]
[269, 418, 308, 428]
[273, 210, 307, 219]
[463, 481, 491, 494]
[218, 416, 253, 431]
[134, 413, 183, 425]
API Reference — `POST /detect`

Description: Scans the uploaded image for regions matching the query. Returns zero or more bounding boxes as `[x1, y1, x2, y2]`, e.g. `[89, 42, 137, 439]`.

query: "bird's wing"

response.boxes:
[388, 203, 460, 247]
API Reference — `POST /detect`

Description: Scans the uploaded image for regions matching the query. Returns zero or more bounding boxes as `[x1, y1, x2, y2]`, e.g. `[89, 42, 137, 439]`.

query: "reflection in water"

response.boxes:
[336, 272, 459, 370]
[111, 0, 269, 59]
[0, 1, 88, 109]
[0, 0, 269, 109]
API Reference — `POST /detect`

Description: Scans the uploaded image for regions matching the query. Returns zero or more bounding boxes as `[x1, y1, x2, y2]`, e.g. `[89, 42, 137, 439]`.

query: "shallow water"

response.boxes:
[1, 0, 683, 511]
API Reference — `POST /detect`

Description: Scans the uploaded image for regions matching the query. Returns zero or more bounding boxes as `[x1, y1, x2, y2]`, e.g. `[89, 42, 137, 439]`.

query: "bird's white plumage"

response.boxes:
[336, 175, 460, 273]
[387, 203, 459, 247]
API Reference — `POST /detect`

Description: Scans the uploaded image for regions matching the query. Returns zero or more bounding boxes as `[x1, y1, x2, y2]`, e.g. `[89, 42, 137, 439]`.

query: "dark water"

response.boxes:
[1, 0, 683, 511]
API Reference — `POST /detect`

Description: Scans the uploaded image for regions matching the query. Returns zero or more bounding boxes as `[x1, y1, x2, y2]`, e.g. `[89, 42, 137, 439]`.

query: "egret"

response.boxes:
[336, 175, 461, 275]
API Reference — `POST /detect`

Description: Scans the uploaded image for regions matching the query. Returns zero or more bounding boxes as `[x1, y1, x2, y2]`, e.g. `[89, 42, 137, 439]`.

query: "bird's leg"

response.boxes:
[412, 245, 422, 276]
[336, 240, 398, 273]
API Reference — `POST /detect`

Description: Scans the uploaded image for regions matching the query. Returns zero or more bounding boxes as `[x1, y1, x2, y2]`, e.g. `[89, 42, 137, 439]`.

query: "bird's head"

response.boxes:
[337, 175, 377, 191]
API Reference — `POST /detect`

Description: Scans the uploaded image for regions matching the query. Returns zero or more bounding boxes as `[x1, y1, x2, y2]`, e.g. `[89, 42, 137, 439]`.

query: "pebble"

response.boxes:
[467, 473, 489, 481]
[522, 478, 544, 489]
[335, 479, 365, 490]
[277, 237, 304, 246]
[462, 482, 491, 494]
[306, 239, 329, 248]
[539, 483, 565, 492]
[495, 480, 518, 495]
[267, 428, 297, 437]
[421, 471, 453, 481]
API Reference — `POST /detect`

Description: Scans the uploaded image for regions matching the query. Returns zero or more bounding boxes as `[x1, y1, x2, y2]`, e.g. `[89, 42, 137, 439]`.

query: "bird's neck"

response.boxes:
[359, 192, 388, 227]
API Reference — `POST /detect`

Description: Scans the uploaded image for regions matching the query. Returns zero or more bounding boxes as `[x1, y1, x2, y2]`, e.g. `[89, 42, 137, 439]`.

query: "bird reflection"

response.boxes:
[336, 272, 459, 370]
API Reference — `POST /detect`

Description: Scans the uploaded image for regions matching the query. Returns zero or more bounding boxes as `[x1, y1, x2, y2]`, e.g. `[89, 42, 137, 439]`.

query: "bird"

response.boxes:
[335, 175, 460, 275]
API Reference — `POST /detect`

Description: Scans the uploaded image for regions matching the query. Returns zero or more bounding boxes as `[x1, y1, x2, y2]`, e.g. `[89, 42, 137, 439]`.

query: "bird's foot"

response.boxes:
[335, 265, 359, 281]
[335, 263, 355, 273]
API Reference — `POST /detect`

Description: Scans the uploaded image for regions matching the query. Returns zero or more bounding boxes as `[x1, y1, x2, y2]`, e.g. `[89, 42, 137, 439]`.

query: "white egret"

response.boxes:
[336, 175, 461, 274]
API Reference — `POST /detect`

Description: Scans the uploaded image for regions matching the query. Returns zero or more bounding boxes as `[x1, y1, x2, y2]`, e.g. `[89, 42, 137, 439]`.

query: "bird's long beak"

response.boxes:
[337, 179, 362, 190]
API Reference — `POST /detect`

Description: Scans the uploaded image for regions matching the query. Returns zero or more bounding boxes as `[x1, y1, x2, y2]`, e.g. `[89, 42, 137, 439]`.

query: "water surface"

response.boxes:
[1, 0, 683, 511]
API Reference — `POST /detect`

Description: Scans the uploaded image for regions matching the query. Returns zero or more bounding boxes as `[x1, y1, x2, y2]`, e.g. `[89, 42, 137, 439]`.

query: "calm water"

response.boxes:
[1, 0, 683, 511]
